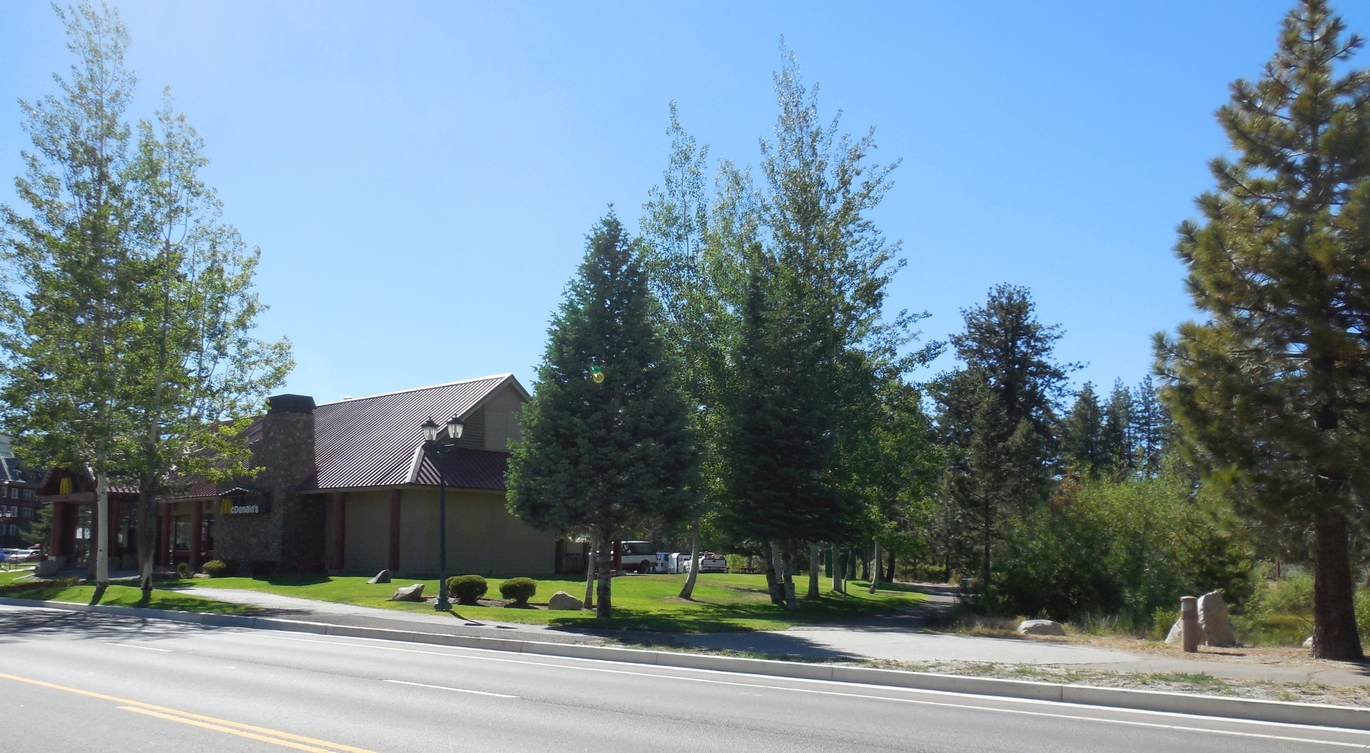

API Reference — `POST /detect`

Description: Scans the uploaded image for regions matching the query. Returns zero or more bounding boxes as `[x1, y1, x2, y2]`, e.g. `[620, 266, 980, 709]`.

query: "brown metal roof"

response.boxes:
[306, 374, 524, 491]
[410, 447, 511, 491]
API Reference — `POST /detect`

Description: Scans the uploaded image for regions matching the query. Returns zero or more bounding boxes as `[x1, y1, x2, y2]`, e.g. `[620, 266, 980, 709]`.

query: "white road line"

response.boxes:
[104, 643, 171, 652]
[256, 633, 1366, 747]
[382, 679, 517, 698]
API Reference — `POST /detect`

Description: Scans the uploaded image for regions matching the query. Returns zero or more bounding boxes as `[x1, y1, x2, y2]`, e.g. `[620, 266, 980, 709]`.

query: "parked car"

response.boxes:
[680, 552, 728, 573]
[617, 541, 657, 573]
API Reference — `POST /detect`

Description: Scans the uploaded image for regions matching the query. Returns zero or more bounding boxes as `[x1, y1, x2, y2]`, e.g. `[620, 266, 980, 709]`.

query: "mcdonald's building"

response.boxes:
[38, 374, 584, 577]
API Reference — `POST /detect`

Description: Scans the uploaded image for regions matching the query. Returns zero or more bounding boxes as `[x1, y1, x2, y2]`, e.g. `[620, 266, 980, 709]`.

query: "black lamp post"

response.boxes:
[422, 416, 464, 611]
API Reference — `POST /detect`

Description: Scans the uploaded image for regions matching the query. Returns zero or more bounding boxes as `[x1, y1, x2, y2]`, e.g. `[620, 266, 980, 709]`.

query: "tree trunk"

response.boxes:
[595, 546, 613, 619]
[584, 538, 596, 609]
[137, 481, 157, 601]
[91, 470, 109, 603]
[1311, 509, 1364, 661]
[806, 541, 820, 600]
[778, 545, 797, 611]
[770, 541, 793, 608]
[764, 544, 783, 604]
[845, 547, 855, 582]
[860, 547, 870, 581]
[678, 518, 700, 600]
[831, 545, 843, 594]
[868, 540, 880, 594]
[885, 549, 897, 583]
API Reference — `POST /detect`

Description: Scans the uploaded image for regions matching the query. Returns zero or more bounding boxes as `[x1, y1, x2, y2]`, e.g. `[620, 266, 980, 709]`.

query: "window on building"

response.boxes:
[22, 488, 32, 500]
[172, 517, 191, 551]
[8, 524, 16, 536]
[20, 506, 33, 520]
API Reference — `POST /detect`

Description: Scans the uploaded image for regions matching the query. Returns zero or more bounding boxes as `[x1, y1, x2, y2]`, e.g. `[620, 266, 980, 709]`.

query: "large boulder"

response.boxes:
[1198, 591, 1237, 647]
[1016, 619, 1067, 637]
[33, 557, 65, 577]
[547, 591, 584, 611]
[367, 569, 392, 585]
[390, 583, 426, 602]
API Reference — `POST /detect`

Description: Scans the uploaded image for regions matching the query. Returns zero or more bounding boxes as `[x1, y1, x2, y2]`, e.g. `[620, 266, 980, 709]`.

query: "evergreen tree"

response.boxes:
[1156, 0, 1370, 660]
[1101, 380, 1134, 478]
[1061, 383, 1105, 479]
[507, 213, 699, 619]
[932, 284, 1069, 585]
[1130, 375, 1169, 477]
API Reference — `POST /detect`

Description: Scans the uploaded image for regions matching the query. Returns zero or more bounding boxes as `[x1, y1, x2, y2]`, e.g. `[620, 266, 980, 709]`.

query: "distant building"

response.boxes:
[37, 374, 582, 576]
[0, 436, 42, 549]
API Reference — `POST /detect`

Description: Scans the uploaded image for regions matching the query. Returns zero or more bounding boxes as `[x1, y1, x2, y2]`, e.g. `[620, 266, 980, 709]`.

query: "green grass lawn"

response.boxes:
[0, 569, 261, 615]
[184, 572, 924, 632]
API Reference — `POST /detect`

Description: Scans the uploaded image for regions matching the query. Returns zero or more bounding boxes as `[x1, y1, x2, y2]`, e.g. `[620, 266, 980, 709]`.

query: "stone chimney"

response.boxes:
[260, 394, 323, 573]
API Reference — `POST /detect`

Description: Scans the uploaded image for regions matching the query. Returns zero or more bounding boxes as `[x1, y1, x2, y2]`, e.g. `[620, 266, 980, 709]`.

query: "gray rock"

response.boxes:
[390, 583, 426, 602]
[1304, 636, 1314, 649]
[367, 569, 391, 585]
[1164, 616, 1205, 645]
[33, 557, 64, 577]
[1016, 619, 1067, 636]
[547, 590, 583, 610]
[1198, 590, 1237, 647]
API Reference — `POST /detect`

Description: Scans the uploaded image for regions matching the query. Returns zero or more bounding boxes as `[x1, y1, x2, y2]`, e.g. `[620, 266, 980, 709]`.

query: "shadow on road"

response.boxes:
[0, 608, 226, 644]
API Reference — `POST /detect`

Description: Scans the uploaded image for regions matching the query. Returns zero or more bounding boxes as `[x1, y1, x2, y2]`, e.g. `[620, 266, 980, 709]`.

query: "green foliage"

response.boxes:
[446, 574, 488, 605]
[1156, 0, 1370, 660]
[0, 3, 291, 589]
[176, 562, 191, 579]
[498, 577, 537, 605]
[1150, 607, 1179, 641]
[507, 213, 699, 618]
[0, 576, 79, 595]
[984, 475, 1254, 623]
[201, 559, 238, 578]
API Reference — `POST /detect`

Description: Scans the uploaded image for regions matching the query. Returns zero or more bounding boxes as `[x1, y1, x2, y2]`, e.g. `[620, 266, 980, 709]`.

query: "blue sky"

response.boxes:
[2, 1, 1362, 403]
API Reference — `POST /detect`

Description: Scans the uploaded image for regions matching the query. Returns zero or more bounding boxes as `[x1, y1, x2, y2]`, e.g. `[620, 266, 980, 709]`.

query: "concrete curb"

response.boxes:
[2, 596, 1365, 731]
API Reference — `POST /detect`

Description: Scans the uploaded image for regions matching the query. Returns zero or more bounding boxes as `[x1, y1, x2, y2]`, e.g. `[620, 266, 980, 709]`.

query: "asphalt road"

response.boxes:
[0, 605, 1365, 752]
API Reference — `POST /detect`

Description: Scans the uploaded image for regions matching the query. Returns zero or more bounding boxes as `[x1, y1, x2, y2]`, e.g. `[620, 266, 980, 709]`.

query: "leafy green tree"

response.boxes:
[0, 2, 142, 591]
[0, 4, 291, 599]
[1157, 0, 1370, 660]
[507, 213, 699, 618]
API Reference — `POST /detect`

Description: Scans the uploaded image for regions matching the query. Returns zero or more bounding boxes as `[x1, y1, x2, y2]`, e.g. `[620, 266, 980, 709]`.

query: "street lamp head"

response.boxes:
[422, 417, 440, 443]
[447, 418, 464, 440]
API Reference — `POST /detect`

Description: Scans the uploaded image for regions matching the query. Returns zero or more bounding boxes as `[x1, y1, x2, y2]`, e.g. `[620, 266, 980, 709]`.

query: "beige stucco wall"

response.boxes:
[482, 385, 524, 451]
[335, 487, 554, 577]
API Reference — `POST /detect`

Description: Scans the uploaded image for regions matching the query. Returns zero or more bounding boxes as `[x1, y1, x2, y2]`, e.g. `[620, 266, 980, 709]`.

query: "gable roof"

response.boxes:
[306, 373, 525, 491]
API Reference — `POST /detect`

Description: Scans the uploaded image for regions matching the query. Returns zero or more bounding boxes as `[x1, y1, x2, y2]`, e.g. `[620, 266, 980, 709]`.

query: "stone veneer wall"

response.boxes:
[216, 394, 322, 574]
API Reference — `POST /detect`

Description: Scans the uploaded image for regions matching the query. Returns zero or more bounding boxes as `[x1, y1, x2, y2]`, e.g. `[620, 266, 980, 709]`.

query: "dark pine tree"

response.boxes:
[1157, 0, 1370, 660]
[507, 213, 699, 619]
[1061, 383, 1105, 479]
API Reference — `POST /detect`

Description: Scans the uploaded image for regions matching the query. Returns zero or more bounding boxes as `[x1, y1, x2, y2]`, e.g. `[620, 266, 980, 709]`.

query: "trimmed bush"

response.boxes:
[176, 562, 191, 579]
[201, 559, 239, 578]
[447, 574, 488, 605]
[499, 577, 537, 605]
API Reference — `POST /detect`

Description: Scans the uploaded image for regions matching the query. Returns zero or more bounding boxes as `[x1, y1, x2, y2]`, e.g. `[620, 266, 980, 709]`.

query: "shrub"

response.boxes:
[176, 562, 191, 579]
[201, 559, 239, 578]
[447, 575, 488, 605]
[499, 577, 537, 605]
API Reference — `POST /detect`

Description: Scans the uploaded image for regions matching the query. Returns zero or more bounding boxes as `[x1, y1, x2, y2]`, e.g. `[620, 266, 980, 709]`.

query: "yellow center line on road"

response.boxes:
[118, 706, 343, 753]
[0, 671, 374, 753]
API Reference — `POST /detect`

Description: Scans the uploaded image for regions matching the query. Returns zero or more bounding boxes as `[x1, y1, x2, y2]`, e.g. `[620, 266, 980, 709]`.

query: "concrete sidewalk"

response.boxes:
[172, 583, 1370, 689]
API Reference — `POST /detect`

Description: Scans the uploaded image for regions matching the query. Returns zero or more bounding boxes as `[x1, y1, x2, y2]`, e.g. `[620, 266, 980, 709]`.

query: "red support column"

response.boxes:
[387, 489, 401, 573]
[190, 500, 203, 571]
[49, 502, 64, 558]
[330, 492, 345, 572]
[160, 509, 172, 567]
